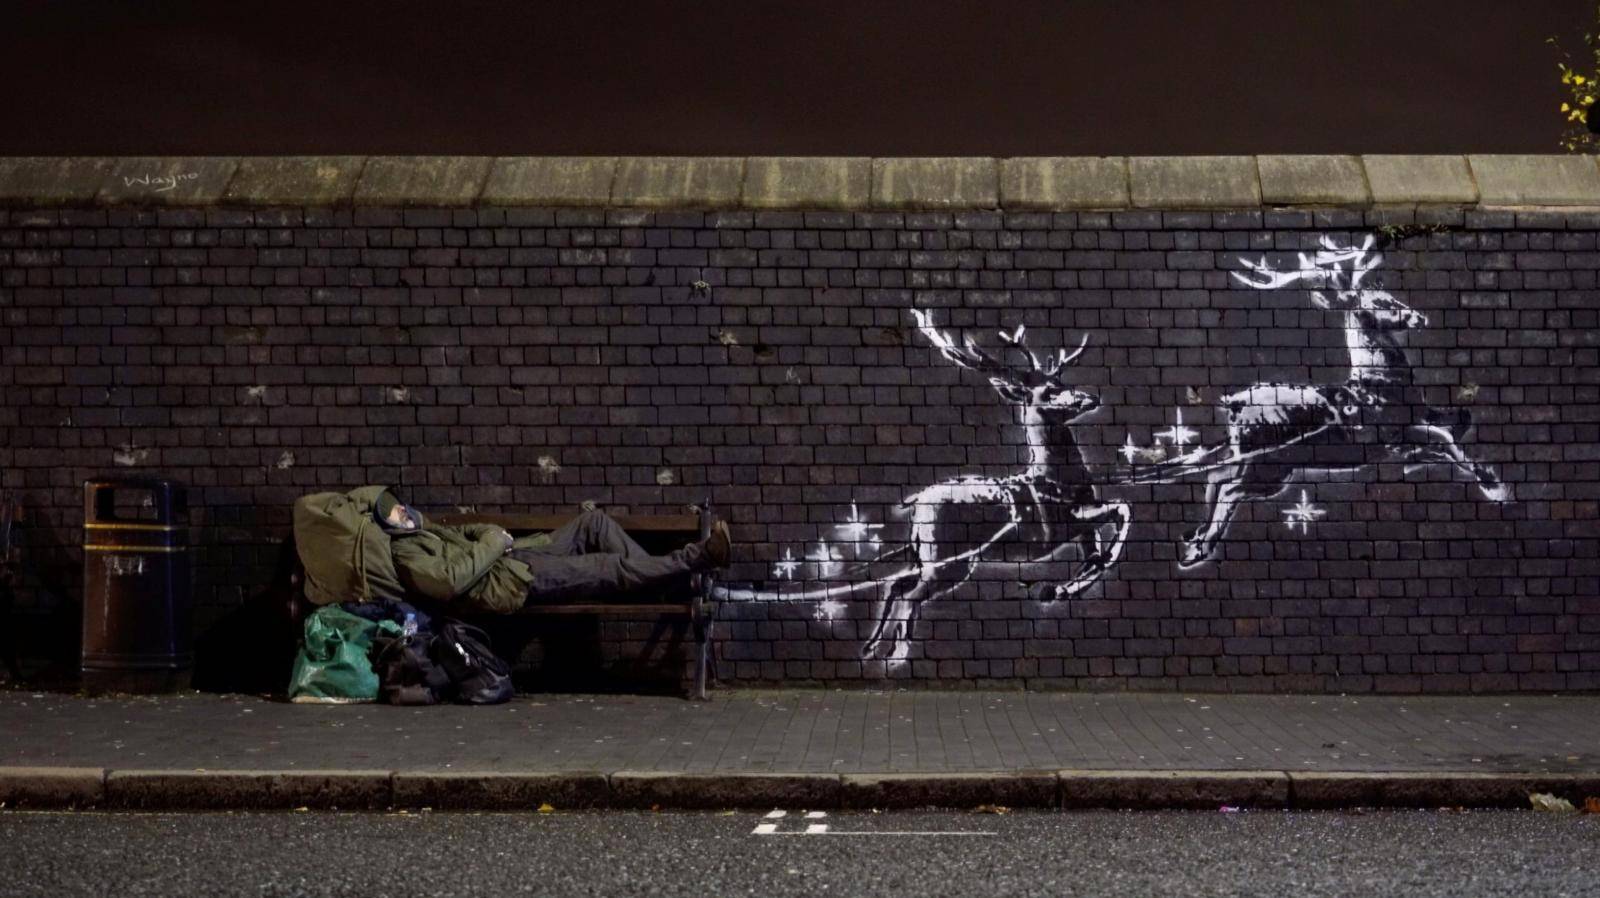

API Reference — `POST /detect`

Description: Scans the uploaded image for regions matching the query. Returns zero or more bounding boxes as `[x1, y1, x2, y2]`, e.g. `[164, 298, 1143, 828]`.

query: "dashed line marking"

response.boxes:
[750, 809, 995, 837]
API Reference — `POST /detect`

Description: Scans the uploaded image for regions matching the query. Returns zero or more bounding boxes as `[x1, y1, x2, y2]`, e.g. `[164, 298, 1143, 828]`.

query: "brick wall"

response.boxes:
[1, 204, 1596, 692]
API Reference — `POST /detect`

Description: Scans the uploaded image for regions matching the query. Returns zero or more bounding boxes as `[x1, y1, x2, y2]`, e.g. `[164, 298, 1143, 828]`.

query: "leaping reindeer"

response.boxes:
[1171, 235, 1506, 567]
[861, 312, 1131, 658]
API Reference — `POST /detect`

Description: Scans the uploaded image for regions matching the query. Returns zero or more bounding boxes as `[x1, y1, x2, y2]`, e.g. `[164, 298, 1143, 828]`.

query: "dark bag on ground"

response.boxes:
[370, 631, 452, 706]
[433, 619, 514, 705]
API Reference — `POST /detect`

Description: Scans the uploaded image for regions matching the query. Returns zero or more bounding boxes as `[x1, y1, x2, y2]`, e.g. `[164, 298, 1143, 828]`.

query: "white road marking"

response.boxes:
[750, 809, 995, 837]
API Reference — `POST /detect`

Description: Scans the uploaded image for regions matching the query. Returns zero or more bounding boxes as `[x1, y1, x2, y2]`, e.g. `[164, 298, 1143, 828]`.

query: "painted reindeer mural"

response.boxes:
[1141, 235, 1507, 567]
[859, 312, 1131, 657]
[712, 310, 1129, 662]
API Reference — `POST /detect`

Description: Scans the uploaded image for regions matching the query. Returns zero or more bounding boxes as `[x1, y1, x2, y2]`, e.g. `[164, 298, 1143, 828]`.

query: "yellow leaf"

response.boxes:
[537, 802, 555, 813]
[1564, 103, 1572, 112]
[1565, 71, 1575, 84]
[1577, 75, 1588, 85]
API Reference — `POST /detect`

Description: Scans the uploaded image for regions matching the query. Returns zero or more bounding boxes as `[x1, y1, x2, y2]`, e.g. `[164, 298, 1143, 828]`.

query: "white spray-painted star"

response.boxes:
[772, 547, 801, 580]
[814, 599, 846, 621]
[1119, 434, 1143, 463]
[1282, 489, 1325, 534]
[837, 501, 884, 543]
[1155, 408, 1198, 448]
[807, 542, 842, 576]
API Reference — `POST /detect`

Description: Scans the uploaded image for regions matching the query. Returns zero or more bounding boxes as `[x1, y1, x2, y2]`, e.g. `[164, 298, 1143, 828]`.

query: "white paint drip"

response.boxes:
[656, 469, 676, 486]
[537, 455, 562, 480]
[275, 451, 296, 470]
[112, 444, 149, 467]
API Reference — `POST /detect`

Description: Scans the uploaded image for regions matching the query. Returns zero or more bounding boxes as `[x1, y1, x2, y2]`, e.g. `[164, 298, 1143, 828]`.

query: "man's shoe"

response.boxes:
[702, 520, 731, 569]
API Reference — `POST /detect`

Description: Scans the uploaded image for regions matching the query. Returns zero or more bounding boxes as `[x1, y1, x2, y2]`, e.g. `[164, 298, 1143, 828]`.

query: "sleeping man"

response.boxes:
[293, 485, 729, 613]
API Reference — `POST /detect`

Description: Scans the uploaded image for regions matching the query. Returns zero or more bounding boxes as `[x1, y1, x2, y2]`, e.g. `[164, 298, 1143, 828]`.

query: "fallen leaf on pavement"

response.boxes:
[1583, 797, 1600, 814]
[1530, 792, 1576, 812]
[973, 805, 1010, 815]
[537, 803, 555, 813]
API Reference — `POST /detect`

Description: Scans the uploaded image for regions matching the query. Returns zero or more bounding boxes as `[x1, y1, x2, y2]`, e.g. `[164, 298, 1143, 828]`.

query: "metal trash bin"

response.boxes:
[81, 478, 191, 693]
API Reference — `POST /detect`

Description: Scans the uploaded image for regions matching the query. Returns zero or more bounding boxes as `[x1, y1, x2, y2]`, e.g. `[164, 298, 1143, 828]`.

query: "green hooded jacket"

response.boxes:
[294, 485, 550, 612]
[292, 485, 406, 606]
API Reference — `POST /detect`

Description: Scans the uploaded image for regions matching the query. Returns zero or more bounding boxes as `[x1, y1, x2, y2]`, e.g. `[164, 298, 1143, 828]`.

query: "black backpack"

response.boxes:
[433, 619, 514, 705]
[371, 632, 452, 706]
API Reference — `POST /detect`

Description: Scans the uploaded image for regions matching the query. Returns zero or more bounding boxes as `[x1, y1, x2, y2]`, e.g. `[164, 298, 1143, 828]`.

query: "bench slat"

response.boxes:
[433, 513, 700, 533]
[520, 603, 693, 616]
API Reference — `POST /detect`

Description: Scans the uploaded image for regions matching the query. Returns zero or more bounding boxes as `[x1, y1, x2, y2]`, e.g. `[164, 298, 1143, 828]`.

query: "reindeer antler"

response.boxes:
[1233, 235, 1385, 293]
[910, 310, 1090, 386]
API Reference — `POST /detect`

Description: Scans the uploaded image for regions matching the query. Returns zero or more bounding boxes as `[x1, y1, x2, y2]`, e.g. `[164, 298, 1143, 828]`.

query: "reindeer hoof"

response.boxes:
[1178, 541, 1211, 569]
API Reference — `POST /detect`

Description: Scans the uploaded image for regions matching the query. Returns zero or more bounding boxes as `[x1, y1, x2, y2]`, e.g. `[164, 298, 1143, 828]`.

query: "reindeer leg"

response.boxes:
[1048, 501, 1131, 600]
[862, 504, 944, 660]
[1182, 466, 1250, 568]
[1404, 425, 1509, 503]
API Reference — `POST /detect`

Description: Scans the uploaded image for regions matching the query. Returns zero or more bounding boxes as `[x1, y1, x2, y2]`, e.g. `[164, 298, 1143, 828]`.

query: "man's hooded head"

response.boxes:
[373, 489, 421, 533]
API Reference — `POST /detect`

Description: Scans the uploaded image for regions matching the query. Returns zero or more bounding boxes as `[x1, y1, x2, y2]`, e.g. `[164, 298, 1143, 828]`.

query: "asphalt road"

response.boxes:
[2, 809, 1597, 897]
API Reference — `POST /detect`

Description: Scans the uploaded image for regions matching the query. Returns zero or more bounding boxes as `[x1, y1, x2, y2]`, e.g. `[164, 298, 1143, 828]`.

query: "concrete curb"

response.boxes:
[3, 155, 1599, 210]
[4, 766, 1598, 811]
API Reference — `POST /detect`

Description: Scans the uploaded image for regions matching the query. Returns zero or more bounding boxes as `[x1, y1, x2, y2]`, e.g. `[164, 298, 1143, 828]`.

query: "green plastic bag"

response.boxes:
[288, 607, 401, 703]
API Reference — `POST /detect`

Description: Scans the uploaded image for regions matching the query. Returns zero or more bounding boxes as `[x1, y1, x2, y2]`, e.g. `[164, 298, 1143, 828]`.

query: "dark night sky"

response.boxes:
[0, 0, 1587, 155]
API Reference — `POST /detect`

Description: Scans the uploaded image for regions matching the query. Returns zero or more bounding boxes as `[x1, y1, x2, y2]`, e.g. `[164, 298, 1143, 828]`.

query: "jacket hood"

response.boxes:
[291, 485, 406, 605]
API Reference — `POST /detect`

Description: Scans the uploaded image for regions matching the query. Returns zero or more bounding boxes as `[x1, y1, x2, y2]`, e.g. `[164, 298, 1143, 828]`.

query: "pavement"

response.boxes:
[1, 689, 1598, 811]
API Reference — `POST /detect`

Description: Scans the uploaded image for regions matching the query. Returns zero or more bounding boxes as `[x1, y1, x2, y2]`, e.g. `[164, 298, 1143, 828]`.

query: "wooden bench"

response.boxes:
[432, 504, 718, 700]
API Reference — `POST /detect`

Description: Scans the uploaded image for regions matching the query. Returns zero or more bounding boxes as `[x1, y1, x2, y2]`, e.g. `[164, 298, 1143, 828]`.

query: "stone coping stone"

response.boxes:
[0, 157, 114, 204]
[482, 157, 618, 206]
[224, 156, 365, 205]
[1469, 154, 1600, 205]
[1363, 154, 1478, 204]
[1000, 156, 1128, 209]
[611, 157, 745, 208]
[744, 157, 871, 210]
[98, 157, 239, 206]
[1258, 154, 1370, 205]
[1130, 155, 1261, 208]
[1, 155, 1599, 209]
[872, 157, 998, 209]
[353, 156, 494, 206]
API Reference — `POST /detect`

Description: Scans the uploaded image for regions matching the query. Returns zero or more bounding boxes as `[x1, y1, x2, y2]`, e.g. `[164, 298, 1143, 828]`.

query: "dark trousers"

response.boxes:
[510, 510, 703, 604]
